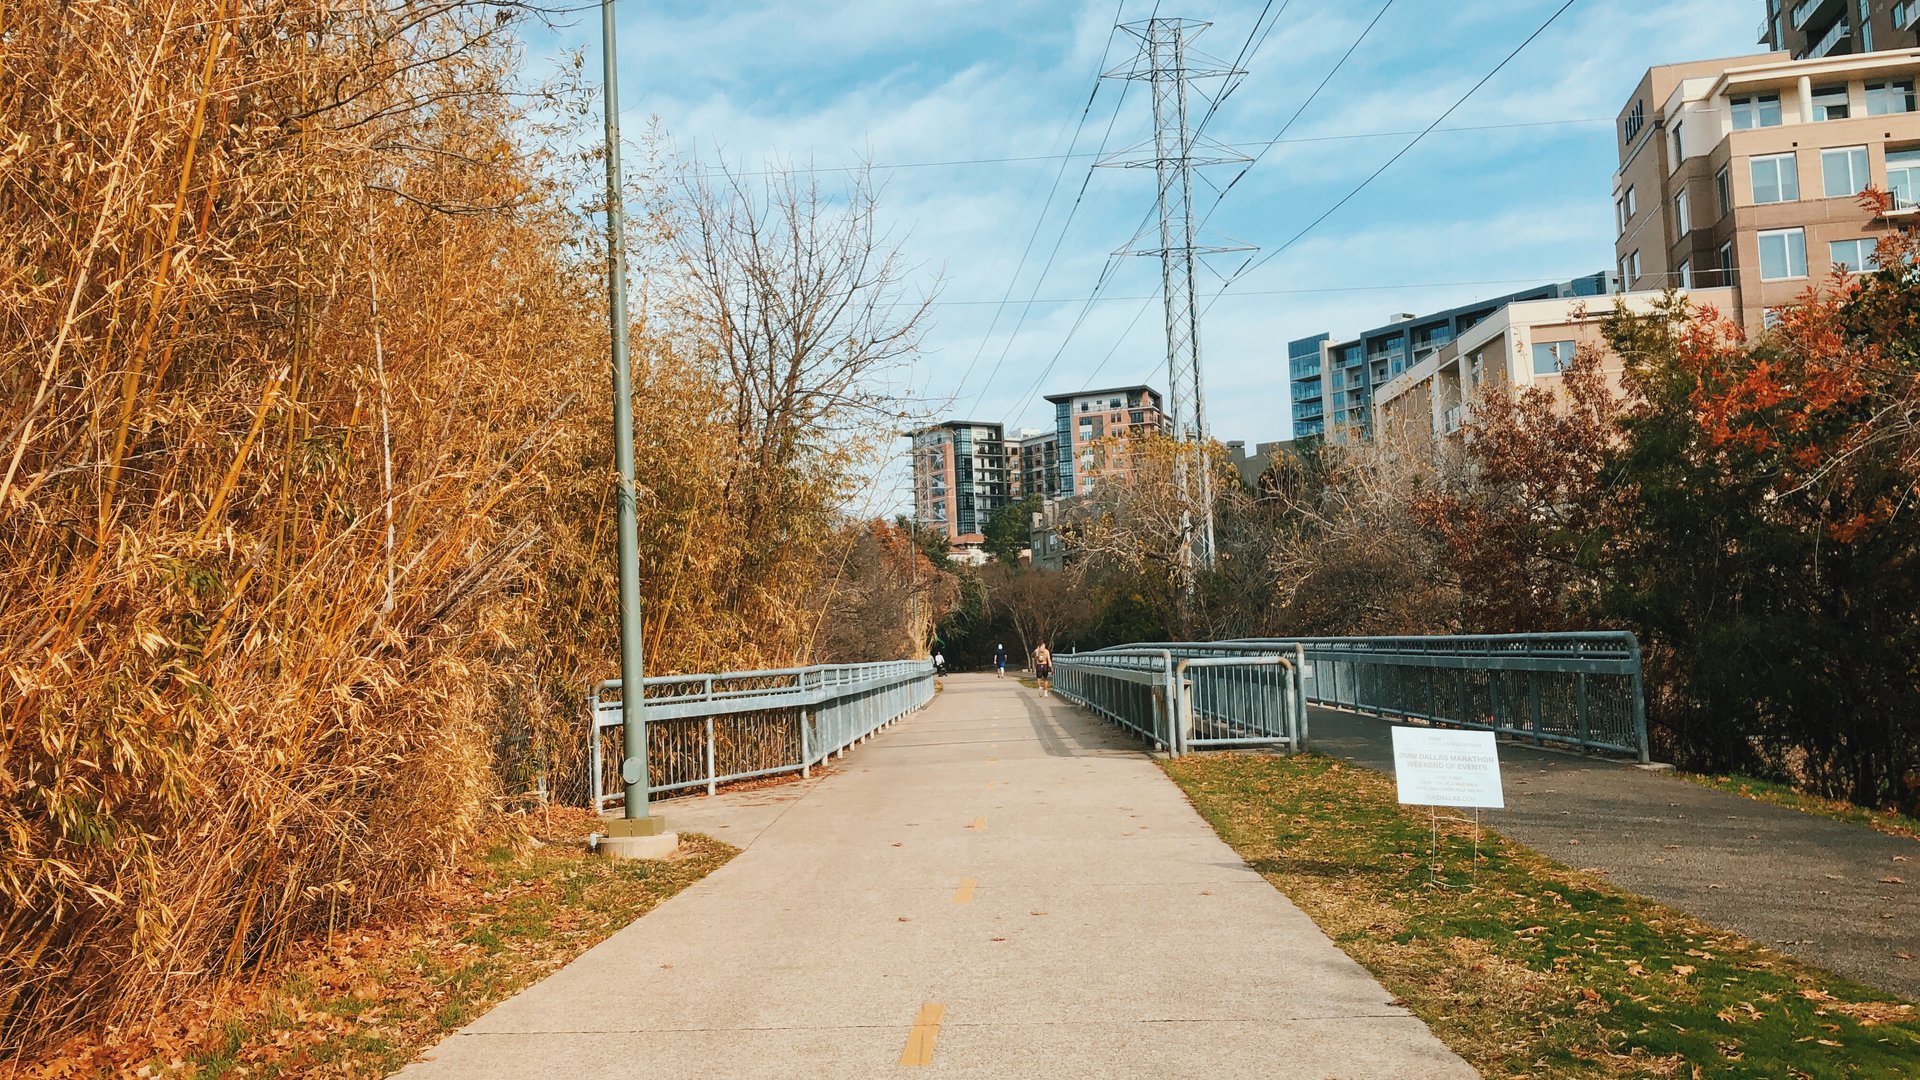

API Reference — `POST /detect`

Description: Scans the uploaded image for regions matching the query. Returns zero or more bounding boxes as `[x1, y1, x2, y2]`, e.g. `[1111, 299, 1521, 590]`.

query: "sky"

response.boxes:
[523, 0, 1761, 514]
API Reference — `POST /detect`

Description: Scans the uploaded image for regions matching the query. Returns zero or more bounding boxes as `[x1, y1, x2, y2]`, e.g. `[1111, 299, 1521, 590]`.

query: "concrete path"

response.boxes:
[399, 676, 1475, 1078]
[1310, 708, 1920, 1000]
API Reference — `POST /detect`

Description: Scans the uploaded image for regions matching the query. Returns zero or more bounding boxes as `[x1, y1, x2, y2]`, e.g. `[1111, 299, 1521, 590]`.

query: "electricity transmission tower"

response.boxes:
[1099, 18, 1252, 580]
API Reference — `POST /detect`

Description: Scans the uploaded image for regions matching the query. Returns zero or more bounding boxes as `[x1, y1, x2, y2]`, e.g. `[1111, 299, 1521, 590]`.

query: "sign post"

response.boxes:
[1390, 727, 1504, 889]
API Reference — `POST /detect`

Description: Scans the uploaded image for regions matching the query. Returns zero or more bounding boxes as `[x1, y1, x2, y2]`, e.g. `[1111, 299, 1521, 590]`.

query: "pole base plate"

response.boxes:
[605, 815, 670, 838]
[599, 832, 679, 861]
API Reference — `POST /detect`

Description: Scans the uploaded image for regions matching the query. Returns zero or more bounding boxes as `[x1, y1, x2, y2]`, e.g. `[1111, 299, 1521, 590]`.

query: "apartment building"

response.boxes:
[1613, 48, 1920, 332]
[1286, 274, 1614, 443]
[1760, 0, 1920, 59]
[1044, 385, 1168, 497]
[1372, 286, 1738, 448]
[1007, 428, 1060, 501]
[1287, 334, 1330, 438]
[910, 421, 1008, 549]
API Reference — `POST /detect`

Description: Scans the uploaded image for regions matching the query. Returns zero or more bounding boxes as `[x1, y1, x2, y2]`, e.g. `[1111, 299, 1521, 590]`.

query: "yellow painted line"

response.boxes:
[952, 878, 976, 904]
[966, 816, 985, 831]
[898, 1002, 946, 1066]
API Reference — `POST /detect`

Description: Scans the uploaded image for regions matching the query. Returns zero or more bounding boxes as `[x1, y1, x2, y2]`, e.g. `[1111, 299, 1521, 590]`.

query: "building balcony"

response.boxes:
[1807, 14, 1849, 57]
[1792, 0, 1842, 30]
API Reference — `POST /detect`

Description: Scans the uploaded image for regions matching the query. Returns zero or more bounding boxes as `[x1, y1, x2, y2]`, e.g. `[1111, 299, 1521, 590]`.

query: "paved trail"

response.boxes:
[399, 675, 1474, 1079]
[1311, 709, 1919, 1000]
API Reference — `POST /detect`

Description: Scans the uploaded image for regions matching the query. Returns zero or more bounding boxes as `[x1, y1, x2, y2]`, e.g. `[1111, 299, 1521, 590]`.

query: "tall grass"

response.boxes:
[0, 0, 912, 1058]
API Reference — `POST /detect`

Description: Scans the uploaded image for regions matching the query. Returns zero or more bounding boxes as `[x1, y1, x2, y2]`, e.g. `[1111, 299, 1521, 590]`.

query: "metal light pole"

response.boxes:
[600, 0, 670, 852]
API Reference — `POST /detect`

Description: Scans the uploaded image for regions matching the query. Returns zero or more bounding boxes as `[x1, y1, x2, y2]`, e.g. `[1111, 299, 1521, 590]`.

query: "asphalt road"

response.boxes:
[1309, 707, 1920, 1001]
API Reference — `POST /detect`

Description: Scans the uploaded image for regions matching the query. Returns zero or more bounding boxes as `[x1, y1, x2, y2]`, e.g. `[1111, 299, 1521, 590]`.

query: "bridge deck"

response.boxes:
[399, 674, 1472, 1078]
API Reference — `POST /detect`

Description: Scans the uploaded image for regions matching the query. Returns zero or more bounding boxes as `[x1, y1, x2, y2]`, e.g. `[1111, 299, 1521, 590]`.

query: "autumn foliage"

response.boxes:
[1, 1, 936, 1059]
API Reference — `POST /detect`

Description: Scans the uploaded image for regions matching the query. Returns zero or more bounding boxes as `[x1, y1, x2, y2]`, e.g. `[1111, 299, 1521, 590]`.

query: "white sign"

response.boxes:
[1390, 727, 1504, 809]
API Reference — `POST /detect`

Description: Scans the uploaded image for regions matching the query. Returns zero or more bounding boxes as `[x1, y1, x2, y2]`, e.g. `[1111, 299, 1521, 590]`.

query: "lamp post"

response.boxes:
[599, 0, 673, 857]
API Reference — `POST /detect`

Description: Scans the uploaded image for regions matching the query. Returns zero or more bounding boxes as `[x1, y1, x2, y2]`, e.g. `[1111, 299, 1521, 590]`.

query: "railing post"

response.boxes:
[801, 709, 811, 779]
[1528, 670, 1543, 746]
[1628, 634, 1651, 764]
[705, 715, 716, 796]
[589, 688, 605, 813]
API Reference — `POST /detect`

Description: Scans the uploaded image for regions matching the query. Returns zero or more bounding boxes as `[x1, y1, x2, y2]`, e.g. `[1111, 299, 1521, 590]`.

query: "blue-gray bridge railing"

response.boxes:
[589, 658, 934, 813]
[1056, 632, 1648, 762]
[1053, 647, 1306, 756]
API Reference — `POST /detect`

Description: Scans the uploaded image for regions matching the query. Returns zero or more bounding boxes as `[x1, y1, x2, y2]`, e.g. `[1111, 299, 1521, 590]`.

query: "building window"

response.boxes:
[1626, 186, 1637, 217]
[1822, 145, 1870, 198]
[1629, 250, 1642, 283]
[1532, 340, 1577, 375]
[1862, 0, 1875, 49]
[1674, 189, 1691, 235]
[1866, 80, 1917, 116]
[1618, 254, 1630, 289]
[1750, 153, 1799, 204]
[1623, 100, 1645, 144]
[1758, 227, 1808, 280]
[1897, 1, 1919, 30]
[1615, 195, 1629, 234]
[1812, 84, 1850, 121]
[1718, 240, 1735, 283]
[1829, 237, 1879, 272]
[1888, 147, 1920, 208]
[1731, 92, 1783, 129]
[1763, 307, 1785, 330]
[1677, 258, 1692, 288]
[1671, 120, 1685, 163]
[1716, 165, 1732, 216]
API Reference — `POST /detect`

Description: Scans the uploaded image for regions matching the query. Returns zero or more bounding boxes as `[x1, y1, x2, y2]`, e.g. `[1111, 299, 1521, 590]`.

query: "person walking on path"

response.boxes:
[993, 643, 1007, 678]
[1033, 643, 1053, 696]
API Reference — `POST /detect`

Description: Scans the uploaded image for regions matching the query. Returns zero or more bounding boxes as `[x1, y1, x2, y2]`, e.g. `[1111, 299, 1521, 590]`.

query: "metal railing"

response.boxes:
[1054, 646, 1306, 756]
[1057, 632, 1648, 762]
[589, 659, 934, 812]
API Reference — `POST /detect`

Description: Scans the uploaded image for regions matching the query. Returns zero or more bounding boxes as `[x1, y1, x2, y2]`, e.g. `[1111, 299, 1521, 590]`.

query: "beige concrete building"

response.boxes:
[1613, 49, 1920, 332]
[1372, 288, 1737, 450]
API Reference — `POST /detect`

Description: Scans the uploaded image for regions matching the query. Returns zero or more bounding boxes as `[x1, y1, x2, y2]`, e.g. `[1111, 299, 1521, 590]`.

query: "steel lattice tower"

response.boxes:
[1100, 18, 1250, 576]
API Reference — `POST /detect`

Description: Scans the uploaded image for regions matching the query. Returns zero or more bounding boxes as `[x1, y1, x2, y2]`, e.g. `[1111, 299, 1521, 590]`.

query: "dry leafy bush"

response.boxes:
[0, 1, 933, 1059]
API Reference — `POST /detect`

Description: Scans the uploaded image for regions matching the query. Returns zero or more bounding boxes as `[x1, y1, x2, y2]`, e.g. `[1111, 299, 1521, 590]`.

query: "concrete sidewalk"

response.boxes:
[399, 675, 1474, 1078]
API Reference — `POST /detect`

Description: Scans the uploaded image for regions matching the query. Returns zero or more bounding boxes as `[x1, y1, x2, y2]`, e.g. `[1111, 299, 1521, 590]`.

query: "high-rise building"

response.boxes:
[911, 421, 1008, 550]
[1613, 48, 1920, 333]
[1759, 0, 1920, 59]
[1043, 385, 1168, 497]
[1007, 428, 1060, 502]
[1287, 334, 1330, 439]
[1287, 275, 1615, 443]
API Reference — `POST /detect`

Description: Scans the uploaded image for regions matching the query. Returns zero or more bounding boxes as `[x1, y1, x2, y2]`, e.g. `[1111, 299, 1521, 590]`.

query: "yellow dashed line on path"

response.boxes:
[952, 878, 976, 904]
[898, 1002, 946, 1066]
[966, 816, 985, 831]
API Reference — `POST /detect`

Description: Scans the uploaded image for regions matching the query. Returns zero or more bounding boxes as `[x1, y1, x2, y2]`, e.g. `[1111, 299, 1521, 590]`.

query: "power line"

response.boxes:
[957, 1, 1159, 415]
[1199, 0, 1396, 226]
[944, 1, 1129, 411]
[678, 117, 1610, 178]
[934, 272, 1617, 308]
[1212, 0, 1585, 300]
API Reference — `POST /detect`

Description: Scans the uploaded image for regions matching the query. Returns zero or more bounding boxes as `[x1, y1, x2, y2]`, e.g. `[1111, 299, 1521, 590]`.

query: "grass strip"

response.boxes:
[31, 810, 734, 1079]
[1164, 753, 1919, 1079]
[1684, 773, 1920, 844]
